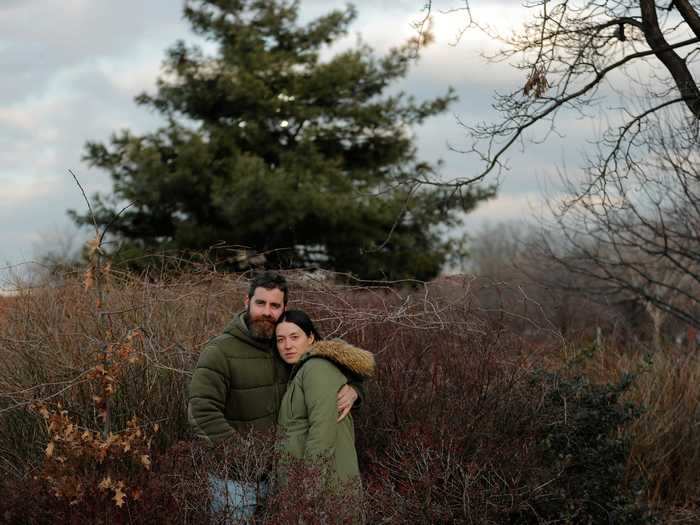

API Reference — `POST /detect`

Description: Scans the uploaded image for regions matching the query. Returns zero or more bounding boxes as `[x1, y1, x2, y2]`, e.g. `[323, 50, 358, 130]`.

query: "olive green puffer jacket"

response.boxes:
[277, 339, 375, 484]
[188, 312, 289, 443]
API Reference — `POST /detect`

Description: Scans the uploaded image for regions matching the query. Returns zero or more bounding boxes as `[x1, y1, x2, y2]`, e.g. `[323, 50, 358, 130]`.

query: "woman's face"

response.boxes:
[276, 321, 315, 364]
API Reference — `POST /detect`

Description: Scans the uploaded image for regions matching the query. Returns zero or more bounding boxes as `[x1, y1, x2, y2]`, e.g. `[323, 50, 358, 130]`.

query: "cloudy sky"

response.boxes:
[1, 0, 578, 274]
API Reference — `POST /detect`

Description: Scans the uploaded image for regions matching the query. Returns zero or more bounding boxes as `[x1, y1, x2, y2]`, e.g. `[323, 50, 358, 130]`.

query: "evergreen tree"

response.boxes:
[73, 0, 493, 280]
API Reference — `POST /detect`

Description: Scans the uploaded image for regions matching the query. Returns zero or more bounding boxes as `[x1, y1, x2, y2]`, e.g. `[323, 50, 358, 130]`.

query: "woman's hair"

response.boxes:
[276, 309, 322, 341]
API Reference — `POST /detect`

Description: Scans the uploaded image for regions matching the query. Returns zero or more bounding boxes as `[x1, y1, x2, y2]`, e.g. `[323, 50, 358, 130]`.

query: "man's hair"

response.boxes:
[247, 271, 288, 304]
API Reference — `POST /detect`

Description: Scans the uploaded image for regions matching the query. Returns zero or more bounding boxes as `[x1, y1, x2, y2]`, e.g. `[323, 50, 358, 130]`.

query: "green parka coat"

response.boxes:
[188, 314, 367, 445]
[188, 312, 289, 443]
[277, 339, 375, 484]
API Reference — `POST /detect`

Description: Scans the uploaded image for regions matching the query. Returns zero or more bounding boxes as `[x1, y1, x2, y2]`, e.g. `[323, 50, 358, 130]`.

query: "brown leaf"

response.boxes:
[96, 447, 108, 462]
[140, 454, 151, 470]
[523, 66, 549, 98]
[45, 441, 55, 458]
[98, 476, 113, 491]
[83, 268, 94, 290]
[86, 237, 100, 257]
[113, 484, 127, 508]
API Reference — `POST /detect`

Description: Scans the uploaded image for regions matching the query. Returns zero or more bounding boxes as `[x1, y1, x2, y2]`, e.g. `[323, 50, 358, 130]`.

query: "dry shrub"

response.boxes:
[264, 454, 363, 525]
[0, 268, 673, 522]
[628, 351, 700, 506]
[0, 439, 211, 524]
[0, 267, 247, 522]
[561, 342, 700, 511]
[0, 268, 249, 474]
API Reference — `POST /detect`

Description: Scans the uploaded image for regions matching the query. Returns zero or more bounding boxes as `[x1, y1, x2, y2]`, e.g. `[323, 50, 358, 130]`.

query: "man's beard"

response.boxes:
[245, 310, 276, 340]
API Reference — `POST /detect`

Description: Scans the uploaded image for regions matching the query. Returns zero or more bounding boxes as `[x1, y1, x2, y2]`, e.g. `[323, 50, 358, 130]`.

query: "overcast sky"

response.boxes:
[1, 0, 580, 275]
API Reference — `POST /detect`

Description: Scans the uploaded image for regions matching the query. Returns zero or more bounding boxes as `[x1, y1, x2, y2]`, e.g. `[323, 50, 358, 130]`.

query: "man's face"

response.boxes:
[244, 287, 285, 339]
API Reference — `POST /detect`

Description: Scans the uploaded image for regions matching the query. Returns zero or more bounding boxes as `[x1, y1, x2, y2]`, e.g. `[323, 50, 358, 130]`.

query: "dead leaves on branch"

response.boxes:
[30, 321, 150, 510]
[33, 402, 157, 508]
[88, 330, 143, 421]
[97, 477, 128, 507]
[82, 234, 111, 310]
[25, 212, 156, 511]
[523, 65, 549, 98]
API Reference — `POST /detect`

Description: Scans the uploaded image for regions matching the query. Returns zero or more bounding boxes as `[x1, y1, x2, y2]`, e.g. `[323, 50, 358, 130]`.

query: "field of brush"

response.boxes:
[0, 270, 698, 523]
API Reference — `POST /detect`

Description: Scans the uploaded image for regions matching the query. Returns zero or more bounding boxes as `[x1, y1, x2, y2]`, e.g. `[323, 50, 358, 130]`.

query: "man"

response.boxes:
[188, 271, 361, 519]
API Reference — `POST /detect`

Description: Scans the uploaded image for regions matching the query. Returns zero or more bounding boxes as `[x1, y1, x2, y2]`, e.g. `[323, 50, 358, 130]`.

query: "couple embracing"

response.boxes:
[188, 271, 374, 521]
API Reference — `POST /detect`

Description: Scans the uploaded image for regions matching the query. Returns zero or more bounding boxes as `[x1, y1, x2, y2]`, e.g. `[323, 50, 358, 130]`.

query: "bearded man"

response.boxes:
[188, 271, 361, 520]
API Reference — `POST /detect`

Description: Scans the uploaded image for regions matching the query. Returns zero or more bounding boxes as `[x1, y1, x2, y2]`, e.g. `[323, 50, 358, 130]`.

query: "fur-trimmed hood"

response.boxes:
[294, 338, 375, 379]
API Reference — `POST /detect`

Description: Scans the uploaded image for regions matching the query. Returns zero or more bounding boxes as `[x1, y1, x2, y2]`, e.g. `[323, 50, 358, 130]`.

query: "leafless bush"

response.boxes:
[0, 266, 679, 522]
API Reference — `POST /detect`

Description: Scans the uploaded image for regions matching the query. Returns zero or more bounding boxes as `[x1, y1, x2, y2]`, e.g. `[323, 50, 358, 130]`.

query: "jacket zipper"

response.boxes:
[271, 348, 279, 422]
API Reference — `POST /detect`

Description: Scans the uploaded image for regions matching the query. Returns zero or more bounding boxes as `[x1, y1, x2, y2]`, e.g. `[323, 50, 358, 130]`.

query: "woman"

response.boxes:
[274, 309, 375, 490]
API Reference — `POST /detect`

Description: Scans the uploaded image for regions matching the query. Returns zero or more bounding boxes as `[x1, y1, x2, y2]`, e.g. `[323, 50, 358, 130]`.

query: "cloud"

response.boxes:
[0, 0, 183, 104]
[0, 1, 184, 265]
[0, 0, 562, 268]
[461, 192, 547, 231]
[0, 176, 56, 201]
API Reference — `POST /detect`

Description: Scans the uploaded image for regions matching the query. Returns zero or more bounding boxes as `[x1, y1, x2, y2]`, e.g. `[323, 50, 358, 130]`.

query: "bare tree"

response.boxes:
[538, 119, 700, 335]
[467, 222, 528, 278]
[416, 0, 700, 186]
[418, 1, 700, 333]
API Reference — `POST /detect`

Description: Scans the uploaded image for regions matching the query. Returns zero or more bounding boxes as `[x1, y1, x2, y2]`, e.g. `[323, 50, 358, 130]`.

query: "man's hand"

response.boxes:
[336, 384, 358, 422]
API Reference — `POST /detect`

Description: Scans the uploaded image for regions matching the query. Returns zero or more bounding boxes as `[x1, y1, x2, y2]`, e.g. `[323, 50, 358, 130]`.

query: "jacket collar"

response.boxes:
[292, 339, 375, 379]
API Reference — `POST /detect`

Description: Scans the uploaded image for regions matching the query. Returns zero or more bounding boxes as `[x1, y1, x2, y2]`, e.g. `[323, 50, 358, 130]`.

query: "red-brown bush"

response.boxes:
[0, 269, 675, 523]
